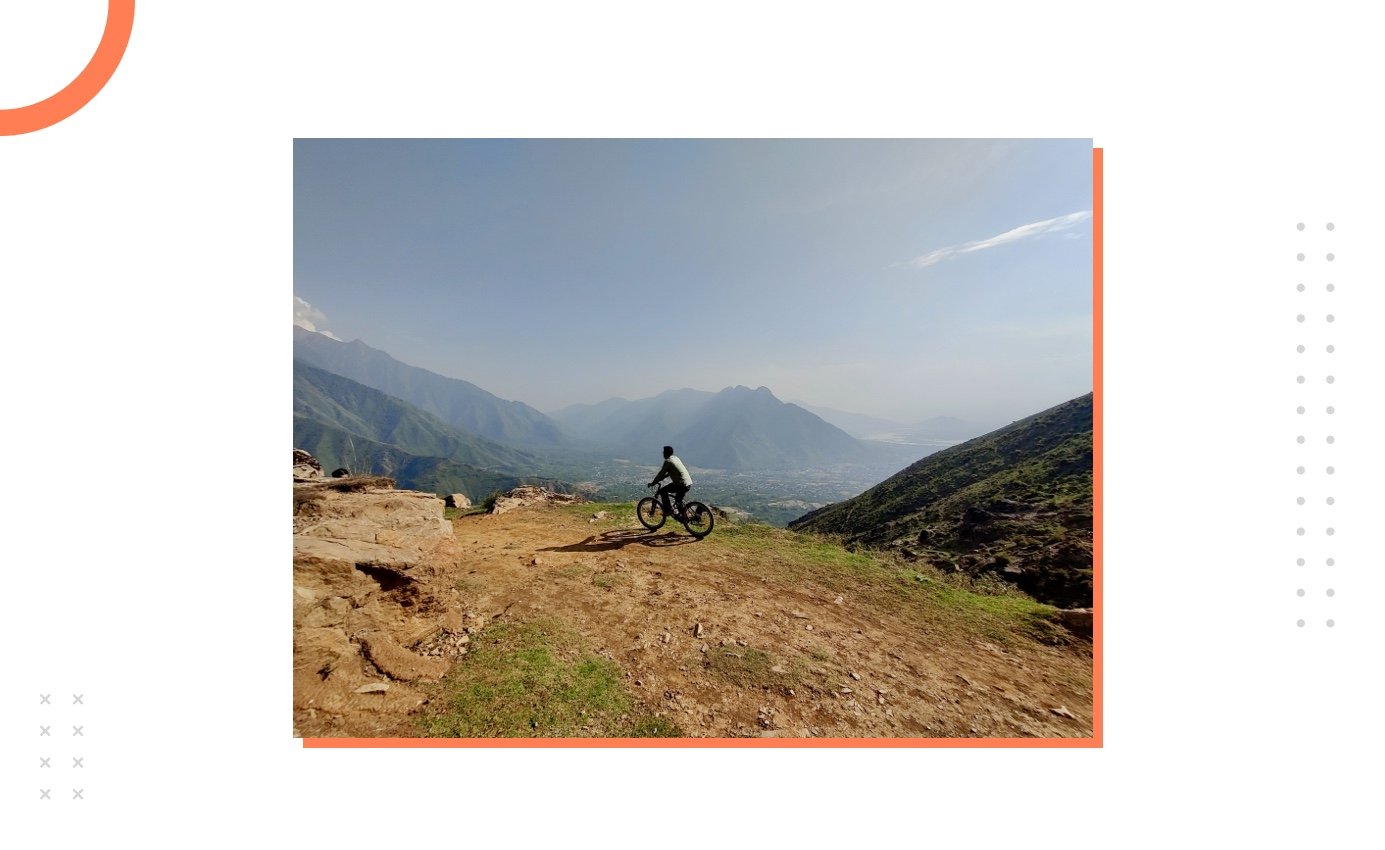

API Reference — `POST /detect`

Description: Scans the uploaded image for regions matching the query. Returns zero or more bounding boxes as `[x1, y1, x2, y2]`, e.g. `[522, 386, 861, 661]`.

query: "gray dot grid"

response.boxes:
[35, 691, 86, 802]
[1293, 221, 1337, 629]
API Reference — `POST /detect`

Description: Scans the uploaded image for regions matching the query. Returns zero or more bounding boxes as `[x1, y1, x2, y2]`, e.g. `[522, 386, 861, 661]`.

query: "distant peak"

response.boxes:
[718, 384, 780, 402]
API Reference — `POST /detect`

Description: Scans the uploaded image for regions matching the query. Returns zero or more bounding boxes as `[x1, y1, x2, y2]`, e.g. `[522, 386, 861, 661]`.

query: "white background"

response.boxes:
[3, 1, 1381, 846]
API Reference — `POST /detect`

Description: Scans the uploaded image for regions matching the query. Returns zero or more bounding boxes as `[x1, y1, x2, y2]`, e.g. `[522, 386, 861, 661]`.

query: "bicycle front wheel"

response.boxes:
[681, 502, 714, 538]
[636, 496, 666, 530]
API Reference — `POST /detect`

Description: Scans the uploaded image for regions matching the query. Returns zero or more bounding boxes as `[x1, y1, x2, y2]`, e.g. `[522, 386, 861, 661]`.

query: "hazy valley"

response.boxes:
[293, 325, 1093, 608]
[294, 326, 944, 525]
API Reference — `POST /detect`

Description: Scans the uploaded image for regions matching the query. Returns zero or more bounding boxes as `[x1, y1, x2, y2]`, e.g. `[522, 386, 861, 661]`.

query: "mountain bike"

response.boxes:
[637, 483, 714, 539]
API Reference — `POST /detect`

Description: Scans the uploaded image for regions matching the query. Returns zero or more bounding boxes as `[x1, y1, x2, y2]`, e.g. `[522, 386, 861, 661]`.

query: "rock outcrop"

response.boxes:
[489, 485, 581, 515]
[293, 472, 464, 737]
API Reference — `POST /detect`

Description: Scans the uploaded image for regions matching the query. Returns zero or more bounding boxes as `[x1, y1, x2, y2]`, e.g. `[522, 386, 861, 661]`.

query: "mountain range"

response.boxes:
[293, 325, 566, 448]
[550, 385, 904, 471]
[292, 324, 945, 493]
[294, 360, 541, 469]
[293, 360, 579, 498]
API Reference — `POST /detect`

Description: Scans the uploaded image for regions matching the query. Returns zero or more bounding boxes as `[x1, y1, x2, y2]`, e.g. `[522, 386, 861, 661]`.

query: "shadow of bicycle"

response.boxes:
[537, 528, 698, 553]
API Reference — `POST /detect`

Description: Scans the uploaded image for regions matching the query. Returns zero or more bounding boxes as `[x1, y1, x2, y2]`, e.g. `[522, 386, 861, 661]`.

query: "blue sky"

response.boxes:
[294, 139, 1092, 425]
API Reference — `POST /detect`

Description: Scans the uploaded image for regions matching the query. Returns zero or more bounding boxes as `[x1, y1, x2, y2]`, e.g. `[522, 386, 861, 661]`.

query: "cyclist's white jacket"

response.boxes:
[657, 455, 693, 487]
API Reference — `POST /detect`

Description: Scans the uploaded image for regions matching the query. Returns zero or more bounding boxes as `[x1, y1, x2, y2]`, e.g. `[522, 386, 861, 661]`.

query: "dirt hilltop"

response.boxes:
[293, 477, 1093, 739]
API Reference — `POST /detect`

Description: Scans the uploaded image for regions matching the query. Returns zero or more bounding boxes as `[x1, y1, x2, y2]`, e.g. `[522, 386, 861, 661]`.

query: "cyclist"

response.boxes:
[647, 445, 693, 521]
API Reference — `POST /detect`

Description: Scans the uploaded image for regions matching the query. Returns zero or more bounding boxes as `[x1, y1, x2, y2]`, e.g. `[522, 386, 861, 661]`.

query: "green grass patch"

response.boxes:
[447, 505, 488, 521]
[418, 620, 681, 738]
[718, 522, 894, 584]
[703, 645, 809, 695]
[696, 521, 1067, 647]
[556, 501, 639, 525]
[896, 571, 1067, 645]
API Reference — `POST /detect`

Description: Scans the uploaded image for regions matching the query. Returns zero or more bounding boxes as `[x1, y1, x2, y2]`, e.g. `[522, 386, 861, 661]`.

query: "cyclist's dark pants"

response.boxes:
[659, 484, 689, 518]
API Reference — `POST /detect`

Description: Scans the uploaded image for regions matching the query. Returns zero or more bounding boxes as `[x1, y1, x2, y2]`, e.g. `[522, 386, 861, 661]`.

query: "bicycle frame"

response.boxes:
[651, 482, 689, 517]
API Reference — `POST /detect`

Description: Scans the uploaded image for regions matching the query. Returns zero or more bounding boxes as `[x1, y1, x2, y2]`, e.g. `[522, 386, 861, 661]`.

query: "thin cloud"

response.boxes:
[293, 295, 342, 340]
[905, 210, 1092, 268]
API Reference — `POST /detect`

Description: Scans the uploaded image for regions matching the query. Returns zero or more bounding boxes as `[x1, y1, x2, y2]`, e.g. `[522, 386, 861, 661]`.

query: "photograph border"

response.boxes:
[301, 145, 1104, 750]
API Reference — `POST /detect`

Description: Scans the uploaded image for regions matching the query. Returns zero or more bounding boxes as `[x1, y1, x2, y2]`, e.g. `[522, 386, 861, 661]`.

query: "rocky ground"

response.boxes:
[293, 479, 1094, 739]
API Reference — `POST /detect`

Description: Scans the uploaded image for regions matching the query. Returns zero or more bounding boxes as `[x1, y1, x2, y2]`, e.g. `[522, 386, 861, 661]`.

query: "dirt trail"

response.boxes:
[439, 505, 1093, 739]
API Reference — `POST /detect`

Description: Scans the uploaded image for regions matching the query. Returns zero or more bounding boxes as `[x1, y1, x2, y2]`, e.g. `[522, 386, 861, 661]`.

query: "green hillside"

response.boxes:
[291, 415, 574, 500]
[293, 362, 574, 499]
[790, 394, 1093, 608]
[294, 360, 539, 471]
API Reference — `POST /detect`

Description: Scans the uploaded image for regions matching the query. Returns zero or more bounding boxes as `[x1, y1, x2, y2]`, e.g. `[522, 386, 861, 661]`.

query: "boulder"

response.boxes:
[961, 506, 992, 525]
[445, 493, 472, 509]
[293, 448, 324, 480]
[1054, 608, 1094, 638]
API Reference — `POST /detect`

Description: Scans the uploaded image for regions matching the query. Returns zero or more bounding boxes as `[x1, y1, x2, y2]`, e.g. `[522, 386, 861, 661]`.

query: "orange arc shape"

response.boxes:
[0, 1, 135, 136]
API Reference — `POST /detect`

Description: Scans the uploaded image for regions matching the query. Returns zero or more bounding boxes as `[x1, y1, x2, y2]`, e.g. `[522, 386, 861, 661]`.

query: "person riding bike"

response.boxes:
[647, 445, 692, 521]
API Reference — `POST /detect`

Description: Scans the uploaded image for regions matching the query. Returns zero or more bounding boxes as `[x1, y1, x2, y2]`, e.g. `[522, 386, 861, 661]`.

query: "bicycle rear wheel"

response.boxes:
[681, 501, 714, 538]
[636, 496, 666, 530]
